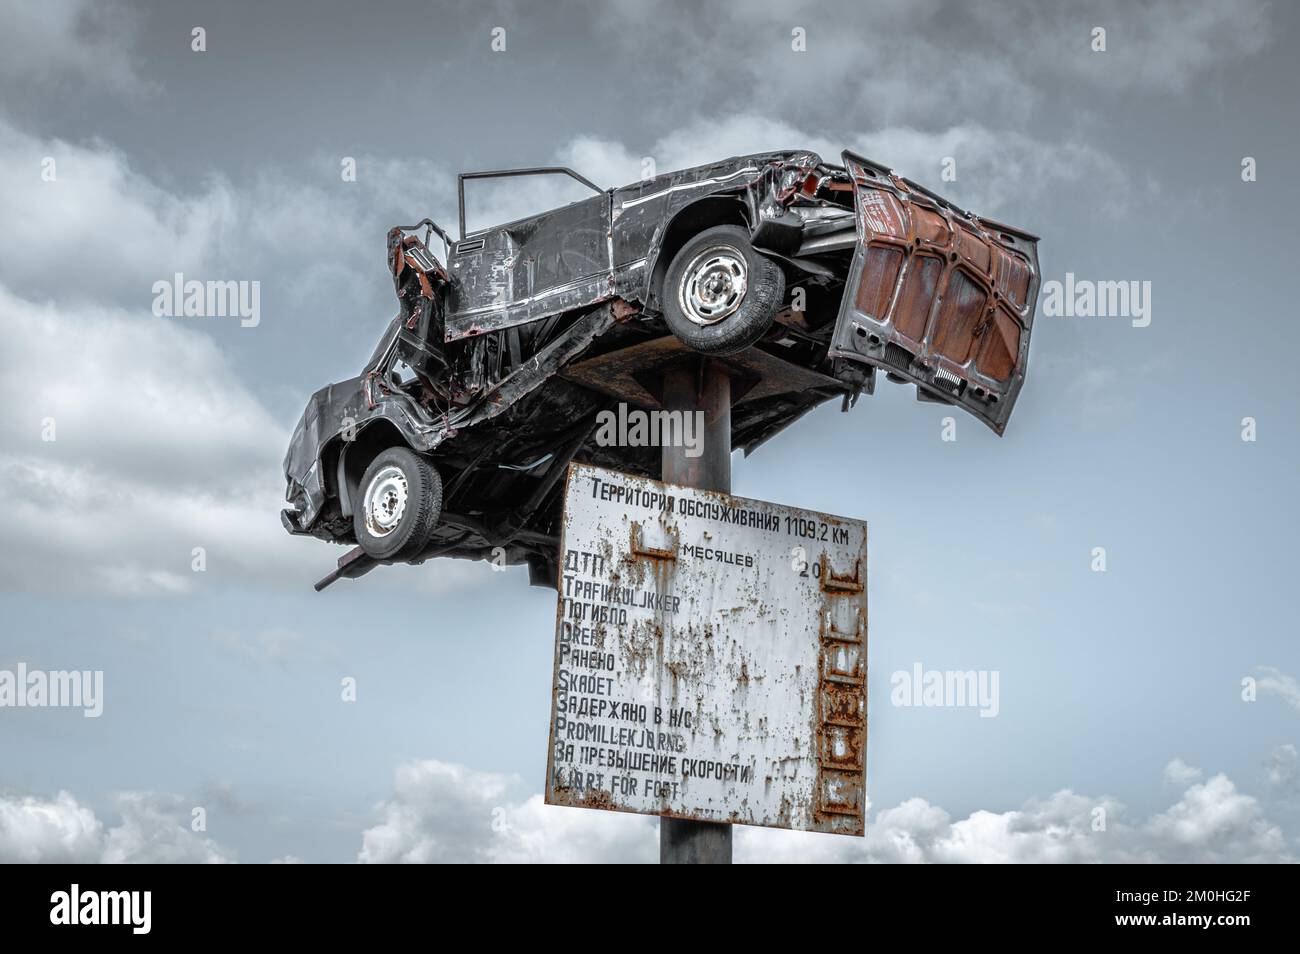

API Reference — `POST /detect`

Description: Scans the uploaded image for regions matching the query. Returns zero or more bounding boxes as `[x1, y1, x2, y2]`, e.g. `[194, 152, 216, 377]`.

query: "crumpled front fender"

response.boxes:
[281, 377, 364, 532]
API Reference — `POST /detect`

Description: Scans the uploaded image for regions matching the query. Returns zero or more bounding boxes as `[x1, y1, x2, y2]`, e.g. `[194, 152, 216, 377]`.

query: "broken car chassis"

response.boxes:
[281, 149, 1040, 589]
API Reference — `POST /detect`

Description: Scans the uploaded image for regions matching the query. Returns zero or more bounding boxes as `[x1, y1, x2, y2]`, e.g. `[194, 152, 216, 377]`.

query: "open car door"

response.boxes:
[444, 167, 612, 342]
[828, 150, 1039, 434]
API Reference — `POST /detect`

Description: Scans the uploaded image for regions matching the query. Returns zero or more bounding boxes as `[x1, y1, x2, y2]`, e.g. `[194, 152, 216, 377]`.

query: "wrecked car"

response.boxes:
[282, 150, 1040, 588]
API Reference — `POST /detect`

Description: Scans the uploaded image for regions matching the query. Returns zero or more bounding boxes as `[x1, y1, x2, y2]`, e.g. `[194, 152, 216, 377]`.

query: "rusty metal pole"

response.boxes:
[659, 358, 733, 865]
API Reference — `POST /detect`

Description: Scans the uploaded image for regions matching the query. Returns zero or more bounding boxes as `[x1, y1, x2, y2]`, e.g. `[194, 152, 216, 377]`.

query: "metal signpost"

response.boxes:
[546, 362, 868, 863]
[659, 363, 734, 864]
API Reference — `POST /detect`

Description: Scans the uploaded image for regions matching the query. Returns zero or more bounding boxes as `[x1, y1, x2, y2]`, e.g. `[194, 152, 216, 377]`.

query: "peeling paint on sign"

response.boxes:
[545, 462, 867, 835]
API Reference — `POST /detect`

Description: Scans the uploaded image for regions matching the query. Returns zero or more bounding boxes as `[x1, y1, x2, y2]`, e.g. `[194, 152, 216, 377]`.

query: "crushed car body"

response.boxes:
[282, 149, 1040, 588]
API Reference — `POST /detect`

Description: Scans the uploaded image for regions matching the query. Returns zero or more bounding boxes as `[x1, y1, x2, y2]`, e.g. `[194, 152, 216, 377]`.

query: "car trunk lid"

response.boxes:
[828, 150, 1040, 434]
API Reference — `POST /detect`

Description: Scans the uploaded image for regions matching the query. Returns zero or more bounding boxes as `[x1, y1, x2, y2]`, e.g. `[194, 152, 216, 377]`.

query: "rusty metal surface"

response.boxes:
[558, 332, 845, 410]
[828, 150, 1040, 434]
[546, 462, 867, 835]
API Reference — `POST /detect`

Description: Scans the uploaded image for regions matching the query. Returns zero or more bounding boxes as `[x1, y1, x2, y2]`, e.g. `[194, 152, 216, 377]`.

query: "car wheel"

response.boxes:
[353, 447, 442, 561]
[662, 224, 785, 356]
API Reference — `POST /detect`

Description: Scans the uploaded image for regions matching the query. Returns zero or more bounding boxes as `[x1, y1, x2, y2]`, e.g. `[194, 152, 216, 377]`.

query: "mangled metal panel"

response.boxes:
[445, 191, 613, 341]
[546, 462, 867, 835]
[828, 150, 1040, 434]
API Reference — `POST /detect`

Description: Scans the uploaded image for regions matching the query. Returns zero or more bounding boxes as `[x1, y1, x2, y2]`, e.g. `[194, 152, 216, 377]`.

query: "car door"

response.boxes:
[445, 174, 612, 342]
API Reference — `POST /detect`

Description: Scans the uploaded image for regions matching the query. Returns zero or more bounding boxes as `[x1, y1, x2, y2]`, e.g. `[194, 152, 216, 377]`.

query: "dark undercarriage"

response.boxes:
[286, 301, 856, 589]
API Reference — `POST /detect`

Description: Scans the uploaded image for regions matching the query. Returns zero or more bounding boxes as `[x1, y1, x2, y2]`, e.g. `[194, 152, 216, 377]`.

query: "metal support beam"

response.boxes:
[660, 814, 733, 865]
[659, 358, 733, 865]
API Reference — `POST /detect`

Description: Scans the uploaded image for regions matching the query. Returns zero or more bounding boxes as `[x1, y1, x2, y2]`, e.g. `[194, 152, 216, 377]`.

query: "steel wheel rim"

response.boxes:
[678, 246, 748, 326]
[362, 465, 408, 537]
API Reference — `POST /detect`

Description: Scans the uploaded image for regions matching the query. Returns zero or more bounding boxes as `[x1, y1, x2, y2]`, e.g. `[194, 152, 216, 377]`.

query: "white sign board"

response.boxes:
[546, 463, 867, 835]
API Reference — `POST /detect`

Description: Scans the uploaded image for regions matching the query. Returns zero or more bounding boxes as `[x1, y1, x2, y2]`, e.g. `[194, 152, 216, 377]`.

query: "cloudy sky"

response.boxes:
[1, 0, 1297, 863]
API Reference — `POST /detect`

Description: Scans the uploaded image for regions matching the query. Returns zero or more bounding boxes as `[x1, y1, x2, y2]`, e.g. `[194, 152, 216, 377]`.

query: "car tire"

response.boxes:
[662, 224, 785, 356]
[353, 447, 442, 561]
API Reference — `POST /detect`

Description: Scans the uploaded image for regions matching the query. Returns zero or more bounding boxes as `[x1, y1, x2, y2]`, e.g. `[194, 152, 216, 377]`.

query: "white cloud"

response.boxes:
[1142, 774, 1288, 863]
[0, 117, 299, 599]
[0, 790, 103, 863]
[0, 285, 323, 596]
[101, 793, 234, 864]
[360, 757, 1294, 863]
[1257, 667, 1300, 711]
[1265, 744, 1298, 793]
[853, 124, 1127, 217]
[10, 758, 1292, 863]
[359, 760, 655, 863]
[0, 115, 311, 600]
[555, 116, 1125, 221]
[743, 773, 1291, 863]
[1163, 758, 1203, 787]
[0, 280, 514, 598]
[0, 790, 232, 863]
[0, 120, 219, 307]
[0, 117, 479, 598]
[0, 117, 435, 316]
